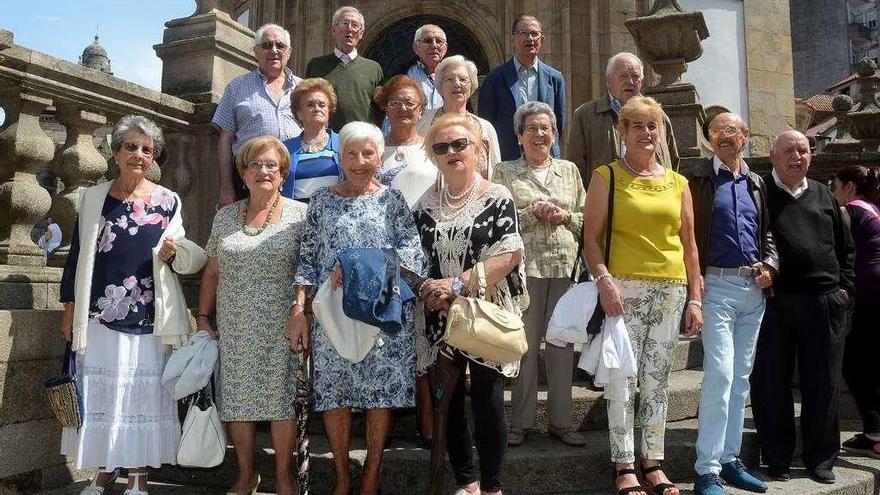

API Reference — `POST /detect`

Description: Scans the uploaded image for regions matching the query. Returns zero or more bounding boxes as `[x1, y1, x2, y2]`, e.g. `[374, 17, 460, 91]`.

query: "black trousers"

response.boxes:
[750, 290, 851, 471]
[842, 294, 880, 434]
[442, 352, 507, 491]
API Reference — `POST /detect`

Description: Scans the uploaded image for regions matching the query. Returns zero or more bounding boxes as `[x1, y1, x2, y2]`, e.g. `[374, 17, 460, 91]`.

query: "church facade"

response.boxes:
[229, 0, 795, 155]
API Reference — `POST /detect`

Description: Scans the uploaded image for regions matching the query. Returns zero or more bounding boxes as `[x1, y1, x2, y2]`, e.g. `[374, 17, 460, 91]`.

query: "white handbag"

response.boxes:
[312, 277, 383, 363]
[177, 385, 227, 468]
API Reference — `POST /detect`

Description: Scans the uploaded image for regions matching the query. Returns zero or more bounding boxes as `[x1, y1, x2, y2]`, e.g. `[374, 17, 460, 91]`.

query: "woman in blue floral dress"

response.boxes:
[59, 115, 205, 495]
[289, 122, 427, 495]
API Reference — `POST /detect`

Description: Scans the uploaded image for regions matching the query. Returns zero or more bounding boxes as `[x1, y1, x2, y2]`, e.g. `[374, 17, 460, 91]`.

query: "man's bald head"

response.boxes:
[707, 112, 749, 167]
[771, 130, 811, 190]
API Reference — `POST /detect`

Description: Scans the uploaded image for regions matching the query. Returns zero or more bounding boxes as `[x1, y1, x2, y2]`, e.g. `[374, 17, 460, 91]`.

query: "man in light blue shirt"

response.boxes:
[212, 24, 302, 207]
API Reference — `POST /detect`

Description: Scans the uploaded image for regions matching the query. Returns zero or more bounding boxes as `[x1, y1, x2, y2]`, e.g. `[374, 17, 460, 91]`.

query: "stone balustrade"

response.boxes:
[0, 29, 196, 267]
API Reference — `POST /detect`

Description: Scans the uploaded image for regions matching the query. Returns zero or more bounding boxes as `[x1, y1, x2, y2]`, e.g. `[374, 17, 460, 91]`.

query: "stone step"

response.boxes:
[151, 417, 759, 494]
[304, 368, 705, 438]
[532, 336, 704, 386]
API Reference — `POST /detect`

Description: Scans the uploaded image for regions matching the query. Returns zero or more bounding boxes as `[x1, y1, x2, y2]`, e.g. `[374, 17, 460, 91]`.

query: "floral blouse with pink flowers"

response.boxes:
[60, 186, 178, 335]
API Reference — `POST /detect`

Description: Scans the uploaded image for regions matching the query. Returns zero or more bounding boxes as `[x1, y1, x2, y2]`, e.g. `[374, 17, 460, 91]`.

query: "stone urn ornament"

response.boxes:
[846, 58, 880, 144]
[625, 0, 710, 87]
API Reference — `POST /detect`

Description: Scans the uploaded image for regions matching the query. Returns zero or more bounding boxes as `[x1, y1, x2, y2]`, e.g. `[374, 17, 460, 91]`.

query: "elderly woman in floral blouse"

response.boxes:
[492, 101, 587, 448]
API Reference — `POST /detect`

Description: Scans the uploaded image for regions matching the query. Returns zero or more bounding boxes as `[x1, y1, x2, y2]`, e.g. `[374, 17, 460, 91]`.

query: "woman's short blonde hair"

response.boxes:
[436, 55, 480, 98]
[291, 78, 338, 123]
[424, 113, 484, 164]
[235, 136, 291, 180]
[617, 95, 671, 166]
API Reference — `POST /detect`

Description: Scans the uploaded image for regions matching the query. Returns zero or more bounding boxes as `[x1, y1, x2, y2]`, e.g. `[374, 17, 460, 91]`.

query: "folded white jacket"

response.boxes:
[162, 330, 219, 400]
[546, 282, 599, 347]
[312, 278, 382, 363]
[577, 316, 636, 402]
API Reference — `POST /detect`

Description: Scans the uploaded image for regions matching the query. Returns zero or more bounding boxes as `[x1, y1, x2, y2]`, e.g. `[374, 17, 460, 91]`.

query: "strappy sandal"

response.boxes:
[641, 464, 677, 495]
[612, 467, 646, 495]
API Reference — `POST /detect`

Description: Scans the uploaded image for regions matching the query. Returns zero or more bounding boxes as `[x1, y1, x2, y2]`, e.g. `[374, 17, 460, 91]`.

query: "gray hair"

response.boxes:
[771, 130, 809, 153]
[111, 115, 164, 156]
[332, 6, 365, 28]
[413, 24, 445, 44]
[605, 52, 644, 78]
[513, 101, 557, 136]
[254, 23, 291, 47]
[436, 55, 479, 97]
[339, 121, 384, 158]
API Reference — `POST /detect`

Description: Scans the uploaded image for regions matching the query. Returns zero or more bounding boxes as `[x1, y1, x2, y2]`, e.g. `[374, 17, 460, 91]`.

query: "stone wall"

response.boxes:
[743, 0, 797, 156]
[790, 0, 851, 98]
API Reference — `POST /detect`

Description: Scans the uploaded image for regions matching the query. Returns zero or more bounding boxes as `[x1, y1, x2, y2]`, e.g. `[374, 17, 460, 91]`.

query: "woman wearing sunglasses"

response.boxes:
[418, 55, 501, 179]
[414, 113, 527, 495]
[59, 115, 206, 495]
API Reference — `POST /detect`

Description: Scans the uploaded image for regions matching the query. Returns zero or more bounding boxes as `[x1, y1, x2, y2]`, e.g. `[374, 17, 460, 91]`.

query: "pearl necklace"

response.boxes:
[443, 174, 478, 202]
[439, 174, 480, 220]
[240, 193, 280, 236]
[621, 156, 657, 177]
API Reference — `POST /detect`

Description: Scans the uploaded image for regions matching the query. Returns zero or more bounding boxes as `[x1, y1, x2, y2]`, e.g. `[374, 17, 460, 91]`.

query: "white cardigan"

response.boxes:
[71, 180, 207, 352]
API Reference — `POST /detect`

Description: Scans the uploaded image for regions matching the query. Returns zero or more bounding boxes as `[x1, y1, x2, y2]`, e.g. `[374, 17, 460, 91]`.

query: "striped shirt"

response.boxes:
[212, 67, 303, 155]
[281, 132, 342, 201]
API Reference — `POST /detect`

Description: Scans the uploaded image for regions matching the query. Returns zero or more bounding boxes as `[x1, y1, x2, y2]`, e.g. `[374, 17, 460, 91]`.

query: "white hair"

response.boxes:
[111, 115, 164, 155]
[513, 101, 557, 135]
[254, 23, 291, 47]
[332, 6, 365, 28]
[436, 55, 479, 96]
[605, 52, 644, 78]
[771, 130, 809, 153]
[339, 121, 385, 158]
[413, 24, 445, 44]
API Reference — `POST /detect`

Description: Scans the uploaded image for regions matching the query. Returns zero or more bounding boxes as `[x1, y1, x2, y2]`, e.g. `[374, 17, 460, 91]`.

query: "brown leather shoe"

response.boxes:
[548, 425, 586, 446]
[507, 428, 526, 447]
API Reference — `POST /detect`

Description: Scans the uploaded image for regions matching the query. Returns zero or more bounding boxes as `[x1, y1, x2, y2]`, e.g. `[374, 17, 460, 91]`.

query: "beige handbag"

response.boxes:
[445, 262, 528, 364]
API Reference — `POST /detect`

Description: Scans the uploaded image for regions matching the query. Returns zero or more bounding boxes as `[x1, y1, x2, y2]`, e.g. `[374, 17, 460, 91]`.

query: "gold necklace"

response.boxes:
[240, 194, 280, 236]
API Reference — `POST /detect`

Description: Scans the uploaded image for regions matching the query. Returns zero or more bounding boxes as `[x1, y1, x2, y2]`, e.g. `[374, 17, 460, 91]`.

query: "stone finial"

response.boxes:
[832, 94, 854, 113]
[857, 57, 878, 78]
[80, 35, 113, 75]
[625, 1, 710, 87]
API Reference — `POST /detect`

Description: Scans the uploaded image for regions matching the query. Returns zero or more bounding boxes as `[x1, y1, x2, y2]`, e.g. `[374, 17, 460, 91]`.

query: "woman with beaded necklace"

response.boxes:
[583, 96, 702, 495]
[414, 113, 527, 495]
[198, 135, 309, 495]
[281, 77, 343, 202]
[492, 101, 587, 448]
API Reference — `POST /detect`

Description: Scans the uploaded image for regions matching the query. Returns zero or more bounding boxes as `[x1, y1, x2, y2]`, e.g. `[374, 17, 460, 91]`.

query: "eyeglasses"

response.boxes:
[122, 142, 154, 157]
[442, 75, 470, 86]
[335, 19, 362, 30]
[246, 160, 280, 172]
[260, 40, 288, 51]
[432, 137, 471, 155]
[419, 37, 447, 46]
[524, 124, 553, 134]
[514, 30, 543, 39]
[709, 125, 742, 137]
[387, 99, 420, 110]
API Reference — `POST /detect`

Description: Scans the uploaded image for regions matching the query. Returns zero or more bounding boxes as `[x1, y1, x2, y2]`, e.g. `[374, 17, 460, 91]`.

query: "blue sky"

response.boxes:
[2, 1, 194, 90]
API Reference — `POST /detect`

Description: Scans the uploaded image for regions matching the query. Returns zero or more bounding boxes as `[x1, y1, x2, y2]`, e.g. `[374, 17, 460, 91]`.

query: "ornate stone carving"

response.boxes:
[48, 105, 107, 266]
[625, 0, 710, 88]
[0, 90, 54, 266]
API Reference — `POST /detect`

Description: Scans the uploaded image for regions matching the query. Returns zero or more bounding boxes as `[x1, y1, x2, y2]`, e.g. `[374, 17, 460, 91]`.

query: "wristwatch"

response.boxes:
[451, 276, 464, 296]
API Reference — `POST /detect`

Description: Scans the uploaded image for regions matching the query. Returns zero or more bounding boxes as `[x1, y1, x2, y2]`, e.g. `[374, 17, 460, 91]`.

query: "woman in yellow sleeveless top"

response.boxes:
[583, 96, 703, 495]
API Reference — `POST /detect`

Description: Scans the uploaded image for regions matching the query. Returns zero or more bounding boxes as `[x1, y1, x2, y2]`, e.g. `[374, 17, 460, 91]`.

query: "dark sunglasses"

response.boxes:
[432, 138, 472, 155]
[260, 40, 288, 51]
[122, 141, 154, 157]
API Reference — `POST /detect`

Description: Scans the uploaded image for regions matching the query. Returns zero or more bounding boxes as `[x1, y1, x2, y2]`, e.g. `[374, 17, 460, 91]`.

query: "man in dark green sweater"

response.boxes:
[306, 5, 383, 131]
[750, 130, 855, 485]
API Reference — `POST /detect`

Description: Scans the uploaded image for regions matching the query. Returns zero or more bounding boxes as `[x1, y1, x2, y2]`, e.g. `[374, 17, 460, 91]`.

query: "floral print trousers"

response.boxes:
[607, 278, 687, 463]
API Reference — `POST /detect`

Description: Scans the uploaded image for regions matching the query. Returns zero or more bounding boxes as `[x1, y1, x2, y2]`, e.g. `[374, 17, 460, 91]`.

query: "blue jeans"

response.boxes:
[695, 273, 765, 475]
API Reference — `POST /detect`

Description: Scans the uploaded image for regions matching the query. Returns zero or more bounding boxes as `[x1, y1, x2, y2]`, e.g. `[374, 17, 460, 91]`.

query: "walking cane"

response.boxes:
[295, 344, 312, 495]
[429, 353, 461, 495]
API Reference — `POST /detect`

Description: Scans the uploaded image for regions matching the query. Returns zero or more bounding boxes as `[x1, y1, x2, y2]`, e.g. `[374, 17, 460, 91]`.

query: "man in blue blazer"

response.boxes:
[478, 15, 566, 161]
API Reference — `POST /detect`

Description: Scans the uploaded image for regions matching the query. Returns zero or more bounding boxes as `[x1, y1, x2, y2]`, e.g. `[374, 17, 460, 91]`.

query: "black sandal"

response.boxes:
[641, 464, 677, 495]
[612, 467, 646, 495]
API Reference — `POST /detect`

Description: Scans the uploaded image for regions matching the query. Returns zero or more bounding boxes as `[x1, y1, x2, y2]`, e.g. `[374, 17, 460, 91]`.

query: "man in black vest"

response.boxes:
[750, 130, 854, 484]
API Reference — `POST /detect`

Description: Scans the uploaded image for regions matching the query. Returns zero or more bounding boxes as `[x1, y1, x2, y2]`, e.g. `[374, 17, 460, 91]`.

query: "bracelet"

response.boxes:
[594, 273, 613, 284]
[417, 279, 431, 296]
[687, 299, 703, 309]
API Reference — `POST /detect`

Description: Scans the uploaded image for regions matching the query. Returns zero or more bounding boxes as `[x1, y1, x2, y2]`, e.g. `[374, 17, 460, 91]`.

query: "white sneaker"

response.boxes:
[453, 482, 479, 495]
[122, 471, 148, 495]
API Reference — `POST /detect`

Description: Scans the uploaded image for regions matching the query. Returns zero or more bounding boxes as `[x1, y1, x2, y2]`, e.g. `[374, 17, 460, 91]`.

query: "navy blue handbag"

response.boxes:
[337, 247, 415, 334]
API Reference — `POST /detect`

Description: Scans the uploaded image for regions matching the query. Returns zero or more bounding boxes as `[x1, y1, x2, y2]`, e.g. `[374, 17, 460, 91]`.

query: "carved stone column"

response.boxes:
[0, 90, 54, 266]
[47, 105, 107, 267]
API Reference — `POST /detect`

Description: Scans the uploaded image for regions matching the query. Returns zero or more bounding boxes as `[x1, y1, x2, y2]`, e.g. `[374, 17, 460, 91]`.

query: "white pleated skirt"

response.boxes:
[60, 319, 180, 471]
